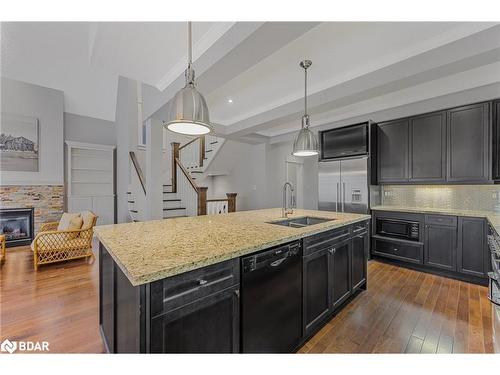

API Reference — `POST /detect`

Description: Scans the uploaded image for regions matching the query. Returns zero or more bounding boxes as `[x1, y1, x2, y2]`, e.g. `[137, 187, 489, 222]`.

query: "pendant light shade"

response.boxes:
[165, 22, 212, 135]
[292, 60, 318, 157]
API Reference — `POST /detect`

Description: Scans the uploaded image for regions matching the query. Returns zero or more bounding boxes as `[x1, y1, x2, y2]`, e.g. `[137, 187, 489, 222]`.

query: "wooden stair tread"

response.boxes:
[163, 207, 186, 211]
[163, 199, 181, 202]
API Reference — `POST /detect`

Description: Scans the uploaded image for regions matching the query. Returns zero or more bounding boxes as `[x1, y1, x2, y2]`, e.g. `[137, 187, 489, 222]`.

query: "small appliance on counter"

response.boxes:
[487, 224, 500, 352]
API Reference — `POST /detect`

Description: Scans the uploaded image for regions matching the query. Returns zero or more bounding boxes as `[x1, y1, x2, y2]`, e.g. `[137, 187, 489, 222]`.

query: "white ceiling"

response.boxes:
[2, 21, 500, 140]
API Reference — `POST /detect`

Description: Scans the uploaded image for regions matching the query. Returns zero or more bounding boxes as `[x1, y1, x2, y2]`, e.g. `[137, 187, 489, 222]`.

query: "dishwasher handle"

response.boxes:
[242, 242, 301, 273]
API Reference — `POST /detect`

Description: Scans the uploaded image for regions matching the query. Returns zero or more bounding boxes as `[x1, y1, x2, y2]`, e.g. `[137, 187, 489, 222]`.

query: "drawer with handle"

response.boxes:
[373, 238, 423, 264]
[425, 214, 457, 227]
[303, 227, 351, 256]
[150, 258, 240, 317]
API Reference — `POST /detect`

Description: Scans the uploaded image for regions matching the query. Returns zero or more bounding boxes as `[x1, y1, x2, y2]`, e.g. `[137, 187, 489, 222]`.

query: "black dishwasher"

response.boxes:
[241, 240, 303, 353]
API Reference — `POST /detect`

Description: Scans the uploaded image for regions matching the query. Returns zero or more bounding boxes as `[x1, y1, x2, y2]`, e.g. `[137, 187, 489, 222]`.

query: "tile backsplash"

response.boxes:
[377, 185, 500, 213]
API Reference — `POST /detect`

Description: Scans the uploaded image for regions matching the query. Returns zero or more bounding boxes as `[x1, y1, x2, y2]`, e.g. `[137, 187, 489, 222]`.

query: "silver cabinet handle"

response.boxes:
[198, 279, 208, 286]
[234, 289, 240, 298]
[336, 182, 339, 212]
[329, 248, 336, 255]
[342, 182, 346, 212]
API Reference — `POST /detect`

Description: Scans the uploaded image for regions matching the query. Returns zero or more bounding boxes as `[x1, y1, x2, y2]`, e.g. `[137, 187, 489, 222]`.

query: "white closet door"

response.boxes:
[92, 196, 114, 225]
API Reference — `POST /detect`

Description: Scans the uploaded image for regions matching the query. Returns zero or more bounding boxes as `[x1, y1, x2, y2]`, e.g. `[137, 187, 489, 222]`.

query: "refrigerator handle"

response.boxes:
[342, 182, 346, 212]
[336, 182, 339, 212]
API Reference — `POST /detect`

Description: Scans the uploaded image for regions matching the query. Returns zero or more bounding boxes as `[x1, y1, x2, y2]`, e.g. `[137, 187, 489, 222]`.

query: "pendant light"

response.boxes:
[165, 22, 212, 135]
[292, 60, 318, 157]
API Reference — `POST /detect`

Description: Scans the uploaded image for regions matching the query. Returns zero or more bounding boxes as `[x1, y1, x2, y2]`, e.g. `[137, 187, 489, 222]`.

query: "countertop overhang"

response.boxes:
[95, 208, 371, 286]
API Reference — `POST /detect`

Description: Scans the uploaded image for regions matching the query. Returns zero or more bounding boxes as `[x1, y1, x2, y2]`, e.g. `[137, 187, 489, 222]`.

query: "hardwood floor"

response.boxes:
[0, 242, 105, 353]
[299, 260, 497, 354]
[1, 244, 496, 353]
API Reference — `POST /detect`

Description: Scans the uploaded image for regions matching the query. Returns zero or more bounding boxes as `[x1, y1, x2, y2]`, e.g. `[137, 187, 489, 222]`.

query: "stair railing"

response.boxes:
[178, 135, 205, 169]
[129, 151, 146, 195]
[206, 193, 237, 215]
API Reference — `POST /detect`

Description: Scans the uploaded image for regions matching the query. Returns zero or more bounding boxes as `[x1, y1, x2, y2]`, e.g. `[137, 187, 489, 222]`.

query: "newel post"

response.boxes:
[199, 136, 206, 167]
[197, 187, 208, 216]
[226, 193, 237, 213]
[171, 142, 180, 193]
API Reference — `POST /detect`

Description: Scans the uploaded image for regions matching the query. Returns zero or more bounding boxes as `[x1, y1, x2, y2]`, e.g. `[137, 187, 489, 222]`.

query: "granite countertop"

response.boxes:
[95, 208, 371, 286]
[371, 205, 500, 234]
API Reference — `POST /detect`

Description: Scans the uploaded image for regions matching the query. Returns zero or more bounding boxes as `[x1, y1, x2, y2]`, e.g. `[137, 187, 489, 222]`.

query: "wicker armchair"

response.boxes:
[32, 213, 97, 270]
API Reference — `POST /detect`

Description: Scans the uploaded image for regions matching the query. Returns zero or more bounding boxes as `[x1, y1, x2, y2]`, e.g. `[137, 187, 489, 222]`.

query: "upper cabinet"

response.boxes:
[409, 111, 446, 183]
[446, 103, 490, 183]
[376, 101, 493, 184]
[493, 100, 500, 181]
[377, 119, 409, 183]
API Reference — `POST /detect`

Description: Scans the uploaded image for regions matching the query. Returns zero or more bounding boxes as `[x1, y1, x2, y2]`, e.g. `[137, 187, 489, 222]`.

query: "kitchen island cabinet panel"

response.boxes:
[150, 285, 239, 353]
[332, 238, 352, 309]
[303, 249, 332, 336]
[351, 229, 368, 291]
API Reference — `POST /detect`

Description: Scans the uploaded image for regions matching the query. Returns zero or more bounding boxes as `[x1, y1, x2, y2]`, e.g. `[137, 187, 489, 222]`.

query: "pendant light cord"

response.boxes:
[188, 21, 192, 65]
[304, 67, 307, 116]
[186, 21, 194, 85]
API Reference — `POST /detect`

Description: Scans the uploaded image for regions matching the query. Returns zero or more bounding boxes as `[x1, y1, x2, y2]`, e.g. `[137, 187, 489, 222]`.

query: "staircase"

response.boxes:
[127, 134, 231, 222]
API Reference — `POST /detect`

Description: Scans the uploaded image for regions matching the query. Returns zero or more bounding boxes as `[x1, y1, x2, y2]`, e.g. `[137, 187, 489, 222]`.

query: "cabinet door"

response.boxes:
[447, 103, 490, 182]
[377, 119, 409, 183]
[150, 285, 240, 353]
[99, 245, 115, 353]
[493, 100, 500, 181]
[351, 230, 368, 291]
[331, 239, 352, 309]
[410, 112, 446, 182]
[457, 217, 487, 277]
[424, 224, 456, 271]
[303, 249, 332, 336]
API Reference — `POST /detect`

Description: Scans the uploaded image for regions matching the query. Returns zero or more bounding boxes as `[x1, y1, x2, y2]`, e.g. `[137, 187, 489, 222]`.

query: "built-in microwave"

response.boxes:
[376, 217, 420, 241]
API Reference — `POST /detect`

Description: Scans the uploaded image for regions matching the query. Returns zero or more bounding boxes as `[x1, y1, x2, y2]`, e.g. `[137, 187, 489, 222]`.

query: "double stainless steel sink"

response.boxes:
[268, 216, 335, 228]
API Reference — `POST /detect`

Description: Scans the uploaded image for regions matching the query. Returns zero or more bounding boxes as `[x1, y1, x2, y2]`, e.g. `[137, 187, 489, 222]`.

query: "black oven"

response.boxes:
[376, 217, 419, 241]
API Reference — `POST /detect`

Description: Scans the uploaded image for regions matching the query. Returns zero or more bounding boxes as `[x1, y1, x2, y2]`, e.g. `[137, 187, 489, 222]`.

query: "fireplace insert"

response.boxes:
[0, 207, 34, 247]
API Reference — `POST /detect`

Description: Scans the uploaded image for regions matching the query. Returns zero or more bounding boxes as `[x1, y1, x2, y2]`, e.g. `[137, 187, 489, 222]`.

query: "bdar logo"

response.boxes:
[1, 339, 17, 354]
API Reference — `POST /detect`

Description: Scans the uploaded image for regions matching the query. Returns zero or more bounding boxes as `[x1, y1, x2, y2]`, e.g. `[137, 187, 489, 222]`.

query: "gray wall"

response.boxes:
[208, 139, 318, 211]
[64, 112, 115, 145]
[1, 77, 64, 185]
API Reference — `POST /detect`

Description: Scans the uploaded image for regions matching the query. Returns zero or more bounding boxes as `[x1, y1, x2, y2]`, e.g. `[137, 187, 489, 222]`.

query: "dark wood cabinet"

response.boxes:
[424, 222, 456, 272]
[332, 238, 352, 309]
[99, 245, 115, 353]
[302, 221, 369, 336]
[351, 229, 368, 291]
[457, 217, 488, 277]
[372, 210, 489, 284]
[303, 249, 332, 336]
[409, 111, 446, 182]
[493, 100, 500, 181]
[446, 103, 490, 183]
[150, 285, 239, 353]
[375, 100, 494, 184]
[377, 119, 409, 183]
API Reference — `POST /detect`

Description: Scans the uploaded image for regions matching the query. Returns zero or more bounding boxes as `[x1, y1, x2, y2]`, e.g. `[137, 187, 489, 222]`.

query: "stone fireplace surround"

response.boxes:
[0, 185, 64, 235]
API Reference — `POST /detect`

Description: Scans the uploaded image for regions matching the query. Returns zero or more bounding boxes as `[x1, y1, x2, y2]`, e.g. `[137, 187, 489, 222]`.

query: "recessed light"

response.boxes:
[227, 99, 233, 103]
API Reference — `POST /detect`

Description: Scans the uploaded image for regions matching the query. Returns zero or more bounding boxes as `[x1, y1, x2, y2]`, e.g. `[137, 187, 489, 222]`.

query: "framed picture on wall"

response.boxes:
[0, 113, 39, 172]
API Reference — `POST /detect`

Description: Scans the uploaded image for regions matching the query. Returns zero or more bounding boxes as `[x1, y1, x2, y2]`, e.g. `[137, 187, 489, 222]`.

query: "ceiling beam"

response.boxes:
[146, 22, 321, 121]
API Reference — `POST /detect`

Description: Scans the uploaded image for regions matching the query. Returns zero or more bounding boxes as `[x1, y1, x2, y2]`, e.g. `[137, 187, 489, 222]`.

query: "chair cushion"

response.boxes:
[57, 213, 81, 231]
[80, 211, 96, 230]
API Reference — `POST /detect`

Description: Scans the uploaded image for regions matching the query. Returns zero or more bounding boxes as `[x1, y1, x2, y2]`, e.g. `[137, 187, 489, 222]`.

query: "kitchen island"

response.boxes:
[95, 208, 371, 353]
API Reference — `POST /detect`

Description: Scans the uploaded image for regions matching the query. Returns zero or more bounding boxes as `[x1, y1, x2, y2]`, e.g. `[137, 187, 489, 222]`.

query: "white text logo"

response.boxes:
[1, 339, 49, 353]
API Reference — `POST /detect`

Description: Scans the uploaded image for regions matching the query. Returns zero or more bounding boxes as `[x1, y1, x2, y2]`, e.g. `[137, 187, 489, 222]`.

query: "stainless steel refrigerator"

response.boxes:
[318, 157, 369, 214]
